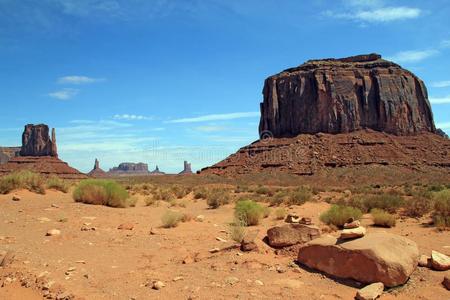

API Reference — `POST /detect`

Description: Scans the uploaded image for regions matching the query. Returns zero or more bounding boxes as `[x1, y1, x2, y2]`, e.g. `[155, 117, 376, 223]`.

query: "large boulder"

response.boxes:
[20, 124, 58, 157]
[297, 233, 419, 287]
[267, 224, 320, 248]
[259, 54, 435, 138]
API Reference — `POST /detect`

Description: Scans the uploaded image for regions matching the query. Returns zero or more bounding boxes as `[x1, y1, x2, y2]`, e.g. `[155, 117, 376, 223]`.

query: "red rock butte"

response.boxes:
[201, 54, 450, 176]
[0, 124, 86, 179]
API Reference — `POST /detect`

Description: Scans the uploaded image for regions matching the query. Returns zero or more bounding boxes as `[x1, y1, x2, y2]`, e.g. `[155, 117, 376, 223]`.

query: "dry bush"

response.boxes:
[286, 186, 313, 206]
[234, 200, 265, 226]
[348, 193, 404, 213]
[270, 190, 288, 206]
[255, 185, 275, 197]
[46, 176, 70, 193]
[161, 210, 183, 228]
[319, 205, 363, 228]
[193, 187, 209, 199]
[228, 219, 247, 243]
[153, 188, 176, 202]
[171, 185, 192, 199]
[371, 208, 396, 228]
[73, 179, 131, 208]
[403, 197, 433, 218]
[235, 185, 249, 193]
[274, 208, 286, 220]
[0, 170, 45, 194]
[206, 189, 231, 209]
[433, 189, 450, 228]
[180, 212, 193, 222]
[144, 196, 157, 206]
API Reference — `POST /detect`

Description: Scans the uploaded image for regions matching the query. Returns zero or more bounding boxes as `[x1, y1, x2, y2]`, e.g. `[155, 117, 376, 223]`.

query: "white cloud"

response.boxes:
[431, 81, 450, 88]
[113, 114, 153, 121]
[441, 40, 450, 48]
[386, 50, 439, 63]
[167, 112, 260, 123]
[429, 96, 450, 105]
[58, 75, 105, 84]
[436, 122, 450, 129]
[48, 88, 79, 100]
[325, 5, 421, 23]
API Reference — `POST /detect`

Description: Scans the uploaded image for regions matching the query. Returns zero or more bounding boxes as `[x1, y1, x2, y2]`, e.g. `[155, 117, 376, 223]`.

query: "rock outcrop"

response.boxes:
[150, 165, 165, 175]
[0, 124, 86, 179]
[0, 147, 21, 164]
[88, 159, 107, 178]
[259, 54, 435, 138]
[297, 233, 419, 287]
[109, 162, 149, 175]
[266, 224, 320, 248]
[20, 124, 58, 157]
[178, 161, 193, 175]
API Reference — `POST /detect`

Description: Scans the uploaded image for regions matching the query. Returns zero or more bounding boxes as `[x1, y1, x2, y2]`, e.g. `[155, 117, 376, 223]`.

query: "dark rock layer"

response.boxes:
[259, 54, 435, 137]
[20, 124, 58, 157]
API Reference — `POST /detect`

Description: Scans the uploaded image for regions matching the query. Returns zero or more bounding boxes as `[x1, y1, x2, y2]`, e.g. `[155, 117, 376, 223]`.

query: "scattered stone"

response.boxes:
[38, 217, 51, 223]
[118, 223, 134, 230]
[51, 203, 60, 208]
[276, 265, 287, 273]
[182, 255, 194, 264]
[81, 225, 96, 231]
[273, 278, 304, 289]
[240, 230, 258, 252]
[12, 195, 20, 201]
[254, 280, 264, 286]
[299, 217, 312, 225]
[344, 220, 361, 229]
[443, 276, 450, 290]
[43, 280, 55, 290]
[340, 226, 366, 239]
[152, 280, 165, 290]
[297, 233, 419, 287]
[216, 237, 227, 242]
[150, 228, 159, 235]
[431, 250, 450, 271]
[285, 214, 301, 223]
[56, 292, 72, 300]
[225, 276, 239, 285]
[46, 229, 61, 236]
[267, 224, 321, 248]
[173, 276, 184, 282]
[195, 215, 205, 222]
[0, 250, 15, 267]
[418, 255, 431, 267]
[209, 248, 220, 253]
[356, 282, 384, 300]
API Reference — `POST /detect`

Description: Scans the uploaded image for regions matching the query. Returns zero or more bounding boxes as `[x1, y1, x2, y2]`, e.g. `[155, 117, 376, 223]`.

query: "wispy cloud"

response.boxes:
[386, 50, 439, 63]
[113, 114, 153, 121]
[58, 75, 105, 84]
[48, 88, 79, 100]
[441, 40, 450, 48]
[429, 96, 450, 105]
[194, 125, 227, 132]
[167, 112, 259, 123]
[431, 81, 450, 88]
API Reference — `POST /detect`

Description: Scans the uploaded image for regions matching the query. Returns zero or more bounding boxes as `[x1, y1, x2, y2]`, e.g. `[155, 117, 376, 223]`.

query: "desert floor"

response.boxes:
[0, 189, 449, 300]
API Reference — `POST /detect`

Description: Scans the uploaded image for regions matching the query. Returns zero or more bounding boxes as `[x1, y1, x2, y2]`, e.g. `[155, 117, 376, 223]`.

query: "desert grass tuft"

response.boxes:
[73, 179, 131, 208]
[0, 170, 45, 194]
[161, 210, 183, 228]
[234, 200, 265, 226]
[46, 176, 70, 193]
[319, 205, 362, 228]
[371, 208, 396, 227]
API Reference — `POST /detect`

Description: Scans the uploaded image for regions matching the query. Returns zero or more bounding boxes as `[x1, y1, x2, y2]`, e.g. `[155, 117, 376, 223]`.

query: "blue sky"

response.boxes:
[1, 0, 449, 173]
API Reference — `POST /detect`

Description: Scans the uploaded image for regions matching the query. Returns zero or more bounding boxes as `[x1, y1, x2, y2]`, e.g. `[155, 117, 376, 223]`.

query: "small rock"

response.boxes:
[173, 276, 184, 282]
[0, 250, 15, 267]
[240, 229, 259, 252]
[431, 250, 450, 271]
[356, 282, 384, 300]
[12, 195, 20, 201]
[254, 280, 264, 286]
[209, 248, 220, 253]
[38, 217, 51, 222]
[46, 229, 61, 236]
[43, 280, 55, 290]
[81, 225, 96, 231]
[343, 220, 361, 229]
[118, 223, 134, 230]
[285, 214, 301, 223]
[216, 237, 227, 242]
[418, 255, 431, 267]
[276, 265, 287, 273]
[340, 226, 366, 239]
[299, 217, 312, 225]
[225, 276, 239, 285]
[443, 276, 450, 290]
[152, 280, 165, 290]
[51, 204, 60, 208]
[67, 267, 76, 272]
[150, 228, 159, 235]
[56, 292, 72, 300]
[182, 255, 194, 264]
[195, 215, 205, 222]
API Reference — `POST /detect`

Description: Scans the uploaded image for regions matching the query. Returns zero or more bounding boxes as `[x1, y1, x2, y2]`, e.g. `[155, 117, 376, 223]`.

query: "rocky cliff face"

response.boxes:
[109, 162, 149, 174]
[259, 54, 436, 137]
[20, 124, 58, 157]
[0, 147, 21, 164]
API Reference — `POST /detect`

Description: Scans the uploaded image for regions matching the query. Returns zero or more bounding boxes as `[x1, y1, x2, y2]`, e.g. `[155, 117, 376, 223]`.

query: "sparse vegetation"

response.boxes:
[319, 205, 363, 228]
[206, 189, 231, 209]
[229, 218, 247, 243]
[403, 197, 433, 218]
[0, 170, 45, 194]
[193, 187, 209, 199]
[46, 176, 70, 193]
[371, 208, 396, 227]
[432, 189, 450, 228]
[274, 207, 286, 220]
[73, 179, 131, 208]
[347, 193, 404, 213]
[286, 186, 313, 206]
[234, 200, 265, 226]
[161, 210, 183, 228]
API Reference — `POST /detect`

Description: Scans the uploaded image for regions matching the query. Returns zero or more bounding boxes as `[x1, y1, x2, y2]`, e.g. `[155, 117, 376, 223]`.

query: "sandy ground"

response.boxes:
[0, 189, 449, 300]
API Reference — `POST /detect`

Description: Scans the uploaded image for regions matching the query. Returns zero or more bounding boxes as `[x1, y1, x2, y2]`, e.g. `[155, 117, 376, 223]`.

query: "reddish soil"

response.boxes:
[1, 189, 449, 299]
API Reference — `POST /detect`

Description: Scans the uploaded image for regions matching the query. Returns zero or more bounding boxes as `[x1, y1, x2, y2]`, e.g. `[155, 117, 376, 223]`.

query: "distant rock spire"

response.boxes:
[178, 160, 193, 174]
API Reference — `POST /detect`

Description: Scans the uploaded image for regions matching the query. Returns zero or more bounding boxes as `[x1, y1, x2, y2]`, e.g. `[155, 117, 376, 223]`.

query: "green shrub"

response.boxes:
[161, 210, 182, 228]
[319, 205, 363, 228]
[193, 187, 209, 199]
[154, 188, 175, 202]
[255, 186, 274, 196]
[206, 189, 230, 209]
[270, 190, 288, 206]
[0, 170, 45, 194]
[73, 179, 131, 208]
[171, 185, 192, 199]
[144, 196, 157, 206]
[235, 185, 249, 193]
[286, 186, 312, 206]
[46, 176, 69, 193]
[274, 208, 286, 220]
[371, 208, 396, 227]
[433, 190, 450, 228]
[262, 206, 270, 218]
[228, 218, 247, 243]
[362, 194, 404, 213]
[234, 200, 264, 226]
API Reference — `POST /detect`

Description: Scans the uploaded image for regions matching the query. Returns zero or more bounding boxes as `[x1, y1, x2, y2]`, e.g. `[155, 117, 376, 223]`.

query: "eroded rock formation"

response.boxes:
[109, 162, 149, 175]
[178, 161, 193, 175]
[259, 54, 435, 137]
[0, 147, 21, 164]
[150, 165, 165, 175]
[88, 159, 107, 178]
[20, 124, 58, 157]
